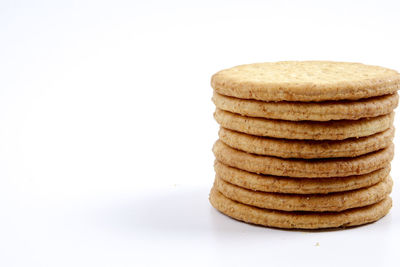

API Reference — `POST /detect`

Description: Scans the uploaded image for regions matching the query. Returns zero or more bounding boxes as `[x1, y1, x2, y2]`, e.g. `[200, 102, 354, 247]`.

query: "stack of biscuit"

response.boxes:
[209, 61, 400, 229]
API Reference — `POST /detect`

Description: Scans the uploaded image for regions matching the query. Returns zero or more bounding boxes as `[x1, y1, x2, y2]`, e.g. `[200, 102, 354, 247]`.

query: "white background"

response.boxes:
[1, 0, 400, 266]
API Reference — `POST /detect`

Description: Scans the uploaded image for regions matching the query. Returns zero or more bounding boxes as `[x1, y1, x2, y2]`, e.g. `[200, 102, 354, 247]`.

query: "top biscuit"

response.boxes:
[211, 61, 400, 101]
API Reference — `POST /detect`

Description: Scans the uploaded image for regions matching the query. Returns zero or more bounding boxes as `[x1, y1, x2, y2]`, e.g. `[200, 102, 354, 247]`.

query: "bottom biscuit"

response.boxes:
[209, 187, 392, 229]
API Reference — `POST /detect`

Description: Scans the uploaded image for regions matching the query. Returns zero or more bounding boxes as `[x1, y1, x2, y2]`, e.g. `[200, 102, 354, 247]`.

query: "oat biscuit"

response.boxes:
[212, 91, 399, 121]
[209, 187, 392, 229]
[209, 61, 398, 229]
[214, 109, 394, 140]
[219, 127, 394, 159]
[211, 61, 400, 102]
[214, 175, 392, 212]
[213, 140, 394, 178]
[215, 161, 390, 194]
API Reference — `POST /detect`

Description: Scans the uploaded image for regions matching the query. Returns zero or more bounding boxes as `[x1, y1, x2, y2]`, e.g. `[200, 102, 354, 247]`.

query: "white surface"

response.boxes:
[1, 0, 400, 266]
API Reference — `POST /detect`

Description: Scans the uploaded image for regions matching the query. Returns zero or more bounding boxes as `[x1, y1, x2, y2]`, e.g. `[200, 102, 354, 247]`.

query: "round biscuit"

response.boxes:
[215, 161, 390, 194]
[218, 127, 394, 158]
[213, 140, 394, 178]
[211, 61, 400, 102]
[212, 91, 398, 121]
[209, 187, 392, 229]
[214, 109, 394, 140]
[214, 175, 392, 212]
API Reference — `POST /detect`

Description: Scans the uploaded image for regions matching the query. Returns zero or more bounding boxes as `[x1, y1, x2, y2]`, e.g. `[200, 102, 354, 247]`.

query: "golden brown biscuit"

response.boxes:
[212, 91, 399, 121]
[215, 161, 390, 194]
[213, 140, 394, 178]
[219, 127, 394, 159]
[214, 109, 394, 140]
[211, 61, 400, 102]
[215, 175, 392, 212]
[209, 187, 392, 229]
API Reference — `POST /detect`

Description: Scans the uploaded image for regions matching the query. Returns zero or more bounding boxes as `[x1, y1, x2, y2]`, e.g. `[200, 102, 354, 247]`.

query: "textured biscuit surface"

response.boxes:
[214, 109, 394, 140]
[209, 187, 392, 229]
[213, 91, 399, 121]
[211, 61, 400, 102]
[219, 127, 394, 159]
[215, 161, 390, 194]
[213, 140, 394, 178]
[215, 175, 392, 212]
